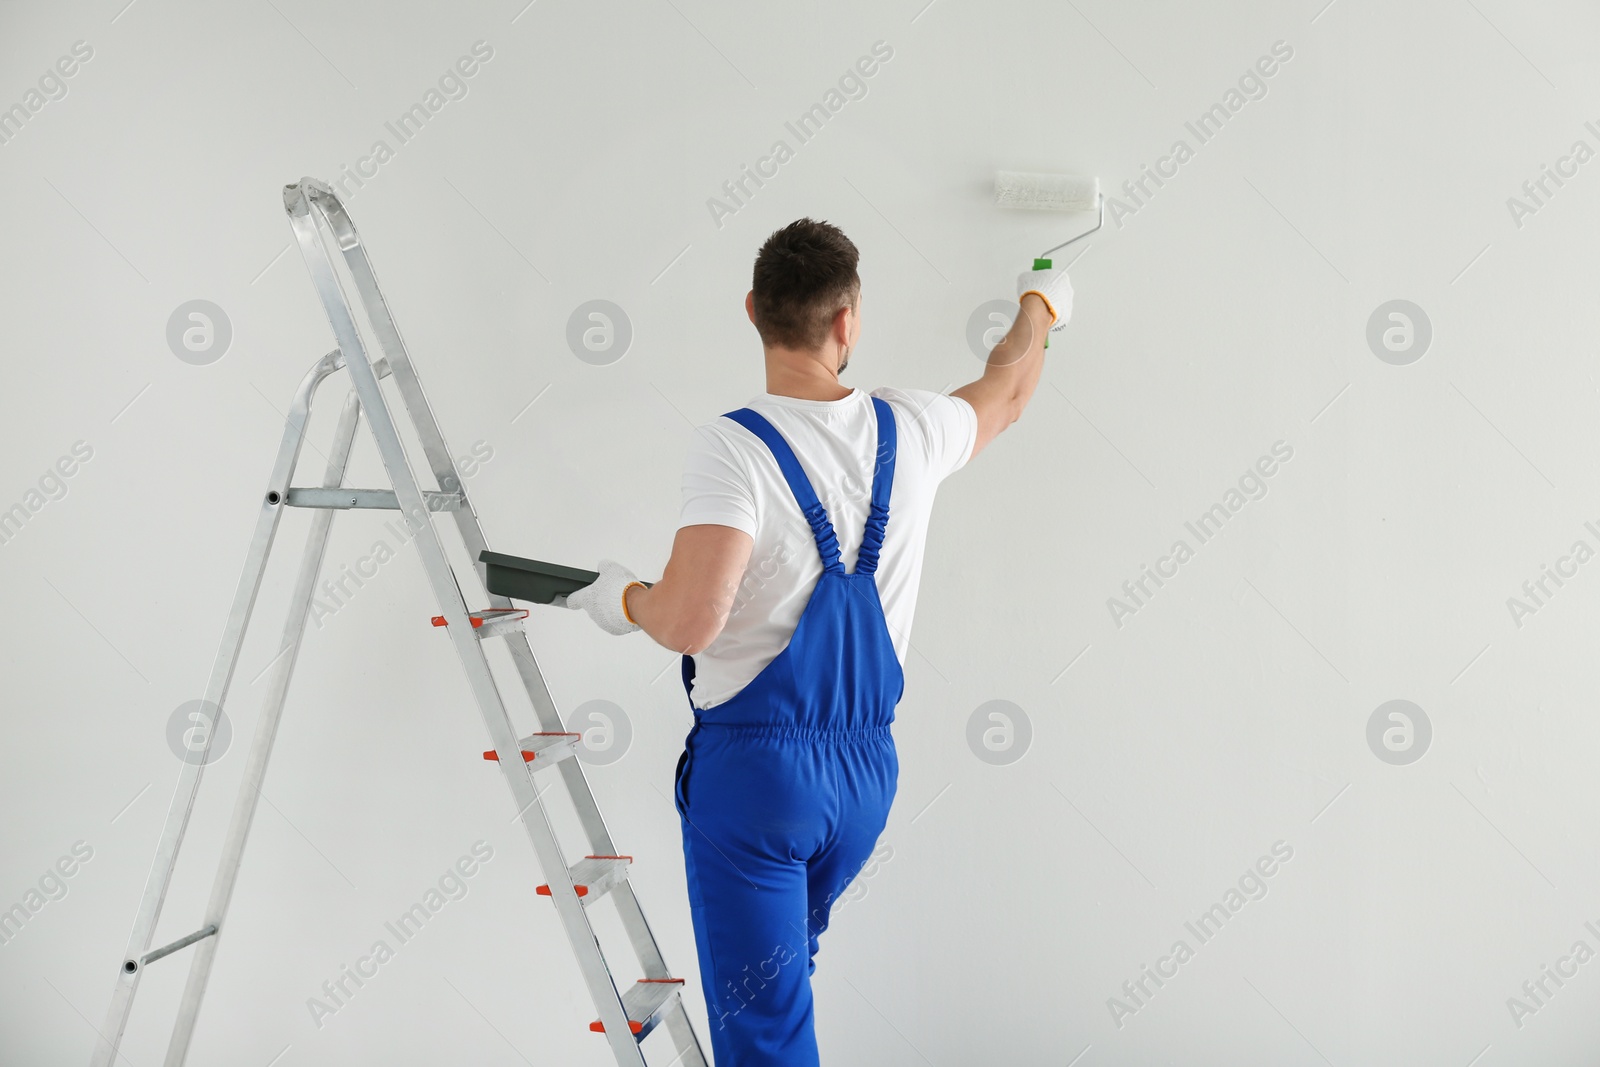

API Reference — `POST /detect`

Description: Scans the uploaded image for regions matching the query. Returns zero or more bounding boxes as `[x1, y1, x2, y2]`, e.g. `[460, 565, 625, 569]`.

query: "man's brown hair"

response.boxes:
[750, 218, 860, 350]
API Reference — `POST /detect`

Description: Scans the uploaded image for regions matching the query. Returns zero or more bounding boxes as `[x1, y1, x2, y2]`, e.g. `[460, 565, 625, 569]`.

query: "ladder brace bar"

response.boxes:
[282, 487, 462, 511]
[135, 925, 218, 971]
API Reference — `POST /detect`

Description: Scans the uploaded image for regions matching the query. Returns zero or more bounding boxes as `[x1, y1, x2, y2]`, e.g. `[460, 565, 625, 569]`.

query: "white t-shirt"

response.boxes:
[678, 386, 978, 709]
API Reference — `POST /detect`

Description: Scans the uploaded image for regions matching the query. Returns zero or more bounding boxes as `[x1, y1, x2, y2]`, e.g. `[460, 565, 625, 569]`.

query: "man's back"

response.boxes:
[679, 386, 976, 709]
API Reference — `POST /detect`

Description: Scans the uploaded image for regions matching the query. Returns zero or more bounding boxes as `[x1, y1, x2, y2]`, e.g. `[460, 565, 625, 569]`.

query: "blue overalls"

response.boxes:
[675, 397, 903, 1067]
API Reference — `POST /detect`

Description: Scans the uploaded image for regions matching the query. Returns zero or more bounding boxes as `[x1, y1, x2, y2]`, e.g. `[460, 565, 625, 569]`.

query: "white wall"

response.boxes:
[4, 0, 1600, 1064]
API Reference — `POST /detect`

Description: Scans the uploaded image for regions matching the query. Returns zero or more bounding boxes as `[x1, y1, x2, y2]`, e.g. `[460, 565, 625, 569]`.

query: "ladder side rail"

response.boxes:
[602, 880, 676, 982]
[340, 206, 695, 1015]
[500, 637, 621, 837]
[500, 637, 677, 977]
[286, 182, 646, 1065]
[164, 387, 363, 1066]
[318, 181, 694, 1017]
[89, 350, 345, 1067]
[289, 183, 479, 551]
[303, 179, 657, 931]
[300, 181, 649, 871]
[662, 999, 710, 1067]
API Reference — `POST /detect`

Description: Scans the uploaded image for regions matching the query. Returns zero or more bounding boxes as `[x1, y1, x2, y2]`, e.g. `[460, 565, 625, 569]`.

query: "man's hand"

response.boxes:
[1017, 263, 1073, 330]
[567, 559, 645, 635]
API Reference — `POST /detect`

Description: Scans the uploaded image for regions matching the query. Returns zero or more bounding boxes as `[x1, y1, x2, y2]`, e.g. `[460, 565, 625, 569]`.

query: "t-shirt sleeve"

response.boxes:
[877, 387, 978, 481]
[679, 424, 759, 535]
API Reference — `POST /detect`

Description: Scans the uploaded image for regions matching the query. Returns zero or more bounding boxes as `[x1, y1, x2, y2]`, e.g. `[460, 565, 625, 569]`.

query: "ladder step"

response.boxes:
[431, 608, 528, 639]
[537, 855, 631, 904]
[590, 978, 685, 1039]
[483, 731, 581, 766]
[282, 487, 463, 511]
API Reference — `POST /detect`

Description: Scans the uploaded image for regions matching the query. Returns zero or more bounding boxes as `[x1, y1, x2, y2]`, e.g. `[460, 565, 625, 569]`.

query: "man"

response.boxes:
[568, 218, 1072, 1066]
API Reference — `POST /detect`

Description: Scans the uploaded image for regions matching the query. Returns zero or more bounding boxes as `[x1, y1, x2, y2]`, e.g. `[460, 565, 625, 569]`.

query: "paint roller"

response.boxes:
[994, 171, 1101, 346]
[994, 171, 1103, 267]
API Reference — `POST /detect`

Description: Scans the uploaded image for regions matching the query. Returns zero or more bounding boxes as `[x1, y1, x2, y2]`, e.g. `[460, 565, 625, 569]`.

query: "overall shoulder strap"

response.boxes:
[854, 396, 898, 576]
[722, 408, 843, 573]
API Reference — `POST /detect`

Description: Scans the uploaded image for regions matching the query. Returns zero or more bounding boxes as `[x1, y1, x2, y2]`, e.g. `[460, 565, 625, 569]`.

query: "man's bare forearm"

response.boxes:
[953, 293, 1055, 455]
[624, 581, 728, 655]
[622, 524, 753, 654]
[989, 293, 1053, 412]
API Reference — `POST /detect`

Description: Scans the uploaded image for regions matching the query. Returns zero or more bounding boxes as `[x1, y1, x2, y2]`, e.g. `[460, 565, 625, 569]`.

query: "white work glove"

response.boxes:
[1017, 265, 1073, 331]
[566, 559, 644, 635]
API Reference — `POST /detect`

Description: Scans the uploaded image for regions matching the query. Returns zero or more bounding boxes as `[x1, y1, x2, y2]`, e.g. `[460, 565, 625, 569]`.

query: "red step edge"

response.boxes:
[589, 979, 685, 1034]
[482, 732, 581, 762]
[431, 608, 530, 629]
[536, 856, 633, 897]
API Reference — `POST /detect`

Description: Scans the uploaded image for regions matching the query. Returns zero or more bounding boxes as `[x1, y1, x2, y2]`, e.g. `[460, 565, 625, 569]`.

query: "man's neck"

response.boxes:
[763, 348, 852, 402]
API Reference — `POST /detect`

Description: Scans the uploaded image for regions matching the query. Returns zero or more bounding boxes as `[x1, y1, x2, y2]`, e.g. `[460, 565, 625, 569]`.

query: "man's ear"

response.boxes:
[745, 290, 757, 326]
[833, 303, 854, 347]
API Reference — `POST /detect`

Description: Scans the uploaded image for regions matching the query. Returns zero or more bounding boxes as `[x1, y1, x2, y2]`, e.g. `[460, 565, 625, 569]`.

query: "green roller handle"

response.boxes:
[1032, 258, 1052, 347]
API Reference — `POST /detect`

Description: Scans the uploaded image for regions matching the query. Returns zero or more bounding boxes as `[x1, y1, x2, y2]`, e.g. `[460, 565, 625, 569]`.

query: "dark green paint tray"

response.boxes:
[479, 551, 652, 605]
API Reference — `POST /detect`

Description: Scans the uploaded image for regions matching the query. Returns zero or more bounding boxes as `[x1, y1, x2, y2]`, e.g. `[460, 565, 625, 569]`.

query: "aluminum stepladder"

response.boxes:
[89, 177, 706, 1067]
